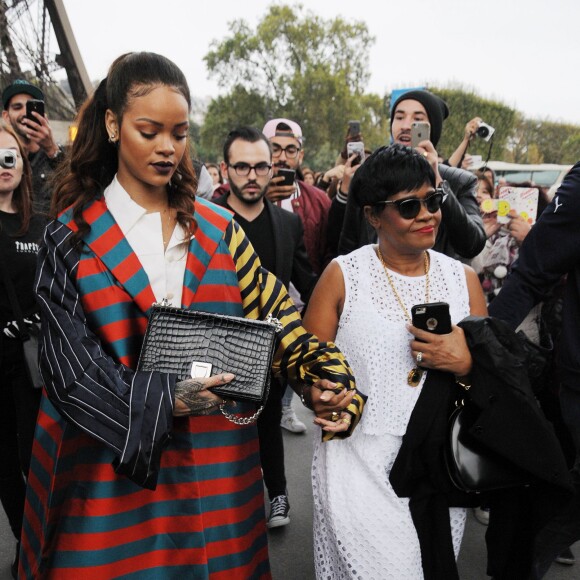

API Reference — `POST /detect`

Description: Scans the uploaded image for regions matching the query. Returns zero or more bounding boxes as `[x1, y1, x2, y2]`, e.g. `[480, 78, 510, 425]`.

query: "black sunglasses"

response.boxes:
[375, 189, 446, 219]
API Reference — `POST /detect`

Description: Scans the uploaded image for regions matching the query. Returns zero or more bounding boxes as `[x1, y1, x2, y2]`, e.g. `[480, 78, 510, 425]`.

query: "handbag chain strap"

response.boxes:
[219, 401, 265, 425]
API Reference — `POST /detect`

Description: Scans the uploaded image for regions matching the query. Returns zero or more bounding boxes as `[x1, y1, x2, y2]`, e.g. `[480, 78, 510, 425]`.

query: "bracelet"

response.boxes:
[300, 384, 314, 410]
[455, 375, 471, 391]
[48, 146, 63, 160]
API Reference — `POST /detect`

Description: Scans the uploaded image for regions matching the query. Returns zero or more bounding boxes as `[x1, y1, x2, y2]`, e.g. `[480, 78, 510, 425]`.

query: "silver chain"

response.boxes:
[219, 401, 264, 425]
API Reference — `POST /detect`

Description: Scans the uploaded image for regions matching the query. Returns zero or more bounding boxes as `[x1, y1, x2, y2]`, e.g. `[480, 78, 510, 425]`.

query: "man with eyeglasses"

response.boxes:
[262, 118, 332, 276]
[214, 126, 317, 529]
[333, 90, 486, 262]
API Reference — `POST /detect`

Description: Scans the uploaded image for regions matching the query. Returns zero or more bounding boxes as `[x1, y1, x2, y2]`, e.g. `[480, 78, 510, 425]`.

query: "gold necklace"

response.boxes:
[376, 246, 430, 387]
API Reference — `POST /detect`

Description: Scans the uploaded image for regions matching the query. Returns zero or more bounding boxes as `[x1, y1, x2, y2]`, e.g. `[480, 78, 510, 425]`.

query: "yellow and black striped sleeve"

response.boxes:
[225, 220, 365, 439]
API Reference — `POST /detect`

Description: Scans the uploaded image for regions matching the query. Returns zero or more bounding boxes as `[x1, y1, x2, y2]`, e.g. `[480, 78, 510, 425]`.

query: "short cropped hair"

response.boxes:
[223, 126, 272, 165]
[351, 144, 436, 207]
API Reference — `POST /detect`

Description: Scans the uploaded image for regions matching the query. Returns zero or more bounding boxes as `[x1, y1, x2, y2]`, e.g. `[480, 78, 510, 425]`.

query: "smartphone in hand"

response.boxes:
[26, 99, 45, 124]
[276, 168, 296, 186]
[347, 120, 361, 138]
[411, 302, 451, 335]
[411, 121, 430, 148]
[346, 141, 365, 166]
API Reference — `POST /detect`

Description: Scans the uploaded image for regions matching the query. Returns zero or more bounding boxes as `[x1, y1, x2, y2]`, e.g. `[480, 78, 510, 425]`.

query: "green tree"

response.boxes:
[503, 116, 580, 164]
[436, 87, 517, 161]
[199, 85, 268, 162]
[202, 3, 386, 169]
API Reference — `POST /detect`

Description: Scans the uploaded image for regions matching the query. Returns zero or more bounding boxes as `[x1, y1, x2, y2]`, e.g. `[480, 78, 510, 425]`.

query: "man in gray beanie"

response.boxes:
[390, 89, 449, 150]
[332, 89, 485, 261]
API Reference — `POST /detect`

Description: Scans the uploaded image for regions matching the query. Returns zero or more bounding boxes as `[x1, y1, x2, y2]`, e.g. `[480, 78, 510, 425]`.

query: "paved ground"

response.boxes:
[1, 403, 577, 579]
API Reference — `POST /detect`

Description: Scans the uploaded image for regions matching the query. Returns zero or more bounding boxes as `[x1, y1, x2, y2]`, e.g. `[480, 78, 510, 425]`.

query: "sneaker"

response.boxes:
[267, 495, 290, 528]
[555, 547, 575, 565]
[473, 506, 490, 526]
[280, 407, 307, 433]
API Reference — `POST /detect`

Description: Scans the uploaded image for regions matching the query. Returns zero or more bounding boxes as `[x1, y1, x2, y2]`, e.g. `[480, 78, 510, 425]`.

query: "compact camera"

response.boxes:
[476, 121, 495, 142]
[0, 149, 16, 169]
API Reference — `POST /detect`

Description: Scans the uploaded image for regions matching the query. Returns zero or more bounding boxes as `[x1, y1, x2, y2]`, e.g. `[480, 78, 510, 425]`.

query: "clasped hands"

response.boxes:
[174, 374, 354, 433]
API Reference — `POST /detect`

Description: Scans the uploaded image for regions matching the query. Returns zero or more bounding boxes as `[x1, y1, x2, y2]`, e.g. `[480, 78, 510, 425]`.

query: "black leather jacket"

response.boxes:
[330, 164, 486, 261]
[390, 316, 572, 580]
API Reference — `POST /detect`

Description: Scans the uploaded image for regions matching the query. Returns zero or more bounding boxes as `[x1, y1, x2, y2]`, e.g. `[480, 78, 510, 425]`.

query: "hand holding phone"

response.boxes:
[410, 301, 474, 377]
[26, 99, 45, 124]
[276, 168, 296, 186]
[411, 302, 451, 335]
[347, 120, 361, 139]
[411, 122, 431, 148]
[346, 141, 365, 166]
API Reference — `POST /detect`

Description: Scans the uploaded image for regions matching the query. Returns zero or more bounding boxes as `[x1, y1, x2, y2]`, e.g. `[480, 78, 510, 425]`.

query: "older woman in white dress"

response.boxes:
[303, 144, 487, 579]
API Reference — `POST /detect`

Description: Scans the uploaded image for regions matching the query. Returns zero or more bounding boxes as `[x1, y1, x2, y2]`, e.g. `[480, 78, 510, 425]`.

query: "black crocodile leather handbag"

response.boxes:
[138, 304, 282, 424]
[445, 400, 530, 493]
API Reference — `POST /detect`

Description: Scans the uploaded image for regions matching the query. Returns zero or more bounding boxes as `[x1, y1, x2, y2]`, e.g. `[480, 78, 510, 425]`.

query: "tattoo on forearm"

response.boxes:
[175, 378, 221, 416]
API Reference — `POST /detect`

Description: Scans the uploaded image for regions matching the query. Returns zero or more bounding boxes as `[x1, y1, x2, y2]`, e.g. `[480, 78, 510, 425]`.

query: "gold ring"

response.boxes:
[341, 416, 352, 425]
[330, 411, 340, 422]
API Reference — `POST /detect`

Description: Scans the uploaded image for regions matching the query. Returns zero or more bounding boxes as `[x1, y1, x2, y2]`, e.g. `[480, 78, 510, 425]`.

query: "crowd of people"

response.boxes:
[1, 51, 580, 579]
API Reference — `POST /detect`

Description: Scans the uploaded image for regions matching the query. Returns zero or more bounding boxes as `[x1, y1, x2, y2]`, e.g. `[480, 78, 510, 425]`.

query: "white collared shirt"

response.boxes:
[104, 176, 189, 306]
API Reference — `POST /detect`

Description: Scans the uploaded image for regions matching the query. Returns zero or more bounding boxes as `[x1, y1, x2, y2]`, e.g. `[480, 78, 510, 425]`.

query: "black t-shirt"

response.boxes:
[227, 203, 277, 274]
[0, 211, 45, 324]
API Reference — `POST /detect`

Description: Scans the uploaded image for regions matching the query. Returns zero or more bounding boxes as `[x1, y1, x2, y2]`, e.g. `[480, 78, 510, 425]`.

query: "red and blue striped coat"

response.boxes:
[20, 196, 364, 579]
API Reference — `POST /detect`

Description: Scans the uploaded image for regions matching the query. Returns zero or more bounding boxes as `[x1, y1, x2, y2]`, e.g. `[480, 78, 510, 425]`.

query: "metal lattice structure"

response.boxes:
[0, 0, 92, 119]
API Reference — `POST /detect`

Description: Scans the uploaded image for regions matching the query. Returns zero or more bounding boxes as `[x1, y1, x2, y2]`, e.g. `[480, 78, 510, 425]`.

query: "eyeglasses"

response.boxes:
[228, 162, 272, 177]
[375, 190, 446, 219]
[271, 143, 301, 158]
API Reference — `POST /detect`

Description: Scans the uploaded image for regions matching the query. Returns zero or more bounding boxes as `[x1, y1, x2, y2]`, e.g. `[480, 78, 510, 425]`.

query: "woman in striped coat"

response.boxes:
[19, 52, 364, 579]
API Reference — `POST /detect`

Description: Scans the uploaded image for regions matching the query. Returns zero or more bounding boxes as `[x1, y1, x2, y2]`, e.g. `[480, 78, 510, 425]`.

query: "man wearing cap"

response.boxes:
[334, 89, 486, 260]
[262, 118, 332, 276]
[2, 79, 63, 216]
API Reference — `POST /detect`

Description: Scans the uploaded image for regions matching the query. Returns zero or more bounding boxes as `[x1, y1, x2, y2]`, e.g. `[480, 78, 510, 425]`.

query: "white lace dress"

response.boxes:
[312, 245, 470, 580]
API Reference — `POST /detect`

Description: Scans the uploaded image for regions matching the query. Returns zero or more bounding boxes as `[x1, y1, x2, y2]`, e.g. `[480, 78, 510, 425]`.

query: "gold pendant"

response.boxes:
[407, 367, 424, 387]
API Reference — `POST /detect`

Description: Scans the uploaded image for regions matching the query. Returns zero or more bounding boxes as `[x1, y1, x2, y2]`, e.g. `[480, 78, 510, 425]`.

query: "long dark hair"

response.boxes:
[51, 52, 198, 243]
[0, 119, 33, 235]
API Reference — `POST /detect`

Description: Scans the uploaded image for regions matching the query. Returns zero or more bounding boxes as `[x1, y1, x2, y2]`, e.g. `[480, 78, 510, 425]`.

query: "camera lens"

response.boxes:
[476, 126, 490, 139]
[0, 151, 16, 169]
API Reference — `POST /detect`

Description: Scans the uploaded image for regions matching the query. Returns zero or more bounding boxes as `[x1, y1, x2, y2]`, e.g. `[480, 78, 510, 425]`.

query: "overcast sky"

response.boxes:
[62, 0, 580, 124]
